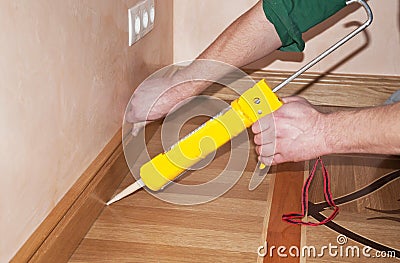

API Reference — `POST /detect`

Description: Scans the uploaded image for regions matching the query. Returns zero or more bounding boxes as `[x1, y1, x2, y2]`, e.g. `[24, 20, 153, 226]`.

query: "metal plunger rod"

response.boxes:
[272, 0, 373, 93]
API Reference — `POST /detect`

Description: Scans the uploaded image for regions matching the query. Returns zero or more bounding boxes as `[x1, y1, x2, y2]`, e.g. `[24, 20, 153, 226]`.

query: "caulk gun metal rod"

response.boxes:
[272, 0, 373, 93]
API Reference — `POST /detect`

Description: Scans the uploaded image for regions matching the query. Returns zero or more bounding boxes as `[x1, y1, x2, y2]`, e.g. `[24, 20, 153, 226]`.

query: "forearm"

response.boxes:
[323, 102, 400, 155]
[174, 1, 281, 93]
[197, 1, 281, 67]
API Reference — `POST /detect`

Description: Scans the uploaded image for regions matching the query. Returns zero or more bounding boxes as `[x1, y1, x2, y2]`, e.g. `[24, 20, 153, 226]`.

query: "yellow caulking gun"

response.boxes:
[107, 0, 372, 205]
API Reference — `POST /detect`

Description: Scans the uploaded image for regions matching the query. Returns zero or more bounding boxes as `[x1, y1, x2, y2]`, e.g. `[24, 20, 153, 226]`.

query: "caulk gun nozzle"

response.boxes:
[106, 179, 145, 205]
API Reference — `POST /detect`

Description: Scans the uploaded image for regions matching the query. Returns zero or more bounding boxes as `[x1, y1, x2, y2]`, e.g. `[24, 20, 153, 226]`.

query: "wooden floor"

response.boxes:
[70, 112, 400, 262]
[70, 117, 274, 263]
[305, 154, 400, 263]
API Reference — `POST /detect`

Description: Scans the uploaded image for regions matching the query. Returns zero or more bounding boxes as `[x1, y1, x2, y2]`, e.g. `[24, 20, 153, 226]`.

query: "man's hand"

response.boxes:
[126, 76, 197, 136]
[252, 96, 329, 165]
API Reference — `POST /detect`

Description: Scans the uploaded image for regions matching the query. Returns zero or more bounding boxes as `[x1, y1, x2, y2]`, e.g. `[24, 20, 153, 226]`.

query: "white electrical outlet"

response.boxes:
[128, 0, 155, 46]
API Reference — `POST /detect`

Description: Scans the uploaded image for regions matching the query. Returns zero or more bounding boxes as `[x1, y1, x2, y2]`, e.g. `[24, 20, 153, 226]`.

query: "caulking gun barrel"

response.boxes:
[140, 80, 282, 191]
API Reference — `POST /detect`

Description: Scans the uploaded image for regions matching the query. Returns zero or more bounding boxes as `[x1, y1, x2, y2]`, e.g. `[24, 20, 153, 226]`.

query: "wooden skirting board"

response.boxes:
[11, 129, 130, 262]
[11, 70, 400, 262]
[203, 70, 400, 107]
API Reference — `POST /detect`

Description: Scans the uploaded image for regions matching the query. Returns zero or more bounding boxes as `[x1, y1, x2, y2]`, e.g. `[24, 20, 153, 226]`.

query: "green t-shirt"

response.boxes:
[263, 0, 346, 52]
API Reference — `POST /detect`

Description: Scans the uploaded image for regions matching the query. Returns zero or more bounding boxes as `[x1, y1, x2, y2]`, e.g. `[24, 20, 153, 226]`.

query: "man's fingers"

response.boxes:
[253, 128, 275, 146]
[255, 142, 275, 157]
[258, 155, 273, 166]
[131, 121, 146, 136]
[281, 96, 306, 104]
[258, 153, 284, 166]
[126, 108, 136, 123]
[252, 115, 274, 134]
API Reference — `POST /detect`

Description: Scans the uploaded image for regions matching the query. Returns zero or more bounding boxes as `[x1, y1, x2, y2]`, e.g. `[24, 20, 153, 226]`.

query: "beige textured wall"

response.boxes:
[0, 0, 172, 261]
[174, 0, 400, 76]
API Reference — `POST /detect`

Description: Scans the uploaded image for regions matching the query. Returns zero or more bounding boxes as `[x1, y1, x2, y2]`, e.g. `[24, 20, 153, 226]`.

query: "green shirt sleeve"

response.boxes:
[262, 0, 347, 52]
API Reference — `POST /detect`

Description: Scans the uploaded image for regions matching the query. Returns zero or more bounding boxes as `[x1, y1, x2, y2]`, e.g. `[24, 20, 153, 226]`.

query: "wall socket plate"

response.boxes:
[128, 0, 155, 46]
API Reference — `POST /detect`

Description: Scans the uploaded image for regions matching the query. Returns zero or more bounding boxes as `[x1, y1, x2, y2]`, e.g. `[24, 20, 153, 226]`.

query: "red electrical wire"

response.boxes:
[282, 157, 339, 226]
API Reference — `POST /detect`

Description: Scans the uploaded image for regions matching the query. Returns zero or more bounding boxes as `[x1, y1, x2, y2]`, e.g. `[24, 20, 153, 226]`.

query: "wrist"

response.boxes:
[318, 112, 336, 156]
[320, 111, 355, 156]
[172, 69, 211, 95]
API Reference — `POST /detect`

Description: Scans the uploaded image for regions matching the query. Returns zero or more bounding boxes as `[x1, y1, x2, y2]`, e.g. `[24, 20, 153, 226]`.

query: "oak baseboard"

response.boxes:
[11, 129, 129, 263]
[203, 70, 400, 107]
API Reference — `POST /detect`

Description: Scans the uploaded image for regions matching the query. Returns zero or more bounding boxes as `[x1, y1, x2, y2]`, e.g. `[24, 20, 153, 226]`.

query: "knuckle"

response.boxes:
[273, 155, 283, 164]
[274, 152, 290, 164]
[255, 146, 260, 155]
[251, 123, 260, 134]
[260, 156, 272, 165]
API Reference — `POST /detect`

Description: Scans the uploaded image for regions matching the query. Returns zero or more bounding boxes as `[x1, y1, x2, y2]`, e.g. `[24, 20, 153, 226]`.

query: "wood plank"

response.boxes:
[306, 207, 400, 263]
[304, 154, 400, 262]
[70, 119, 274, 262]
[263, 162, 305, 263]
[70, 238, 256, 263]
[308, 156, 400, 211]
[114, 174, 269, 218]
[70, 175, 272, 262]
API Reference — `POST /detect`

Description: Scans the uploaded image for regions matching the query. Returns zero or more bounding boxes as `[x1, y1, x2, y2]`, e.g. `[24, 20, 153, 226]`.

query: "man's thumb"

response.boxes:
[132, 121, 146, 136]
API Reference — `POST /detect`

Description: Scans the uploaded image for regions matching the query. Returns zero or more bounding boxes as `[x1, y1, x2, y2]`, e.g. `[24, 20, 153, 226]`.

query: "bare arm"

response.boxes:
[252, 97, 400, 165]
[324, 101, 400, 155]
[197, 1, 281, 67]
[176, 1, 282, 93]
